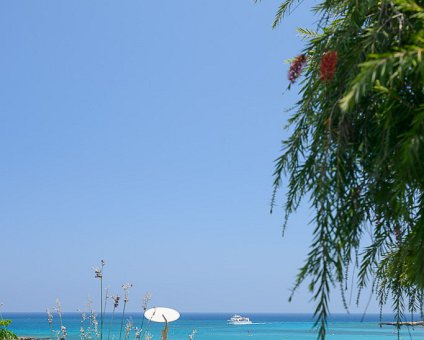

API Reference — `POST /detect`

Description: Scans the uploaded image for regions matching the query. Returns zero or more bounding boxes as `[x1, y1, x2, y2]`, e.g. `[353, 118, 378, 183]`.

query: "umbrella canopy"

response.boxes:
[144, 307, 180, 323]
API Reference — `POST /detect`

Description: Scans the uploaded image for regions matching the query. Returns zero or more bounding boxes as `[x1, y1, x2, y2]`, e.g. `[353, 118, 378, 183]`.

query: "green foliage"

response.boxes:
[271, 0, 424, 338]
[0, 320, 18, 340]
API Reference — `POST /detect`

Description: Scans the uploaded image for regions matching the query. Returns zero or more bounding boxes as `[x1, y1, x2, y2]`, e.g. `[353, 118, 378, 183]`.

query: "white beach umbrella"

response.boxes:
[144, 307, 180, 323]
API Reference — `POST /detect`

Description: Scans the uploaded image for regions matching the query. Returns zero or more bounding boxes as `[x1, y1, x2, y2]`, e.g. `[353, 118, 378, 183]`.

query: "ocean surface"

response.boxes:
[3, 313, 424, 339]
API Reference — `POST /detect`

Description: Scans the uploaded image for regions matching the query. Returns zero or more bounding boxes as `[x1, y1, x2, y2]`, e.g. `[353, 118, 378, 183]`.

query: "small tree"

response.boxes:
[269, 0, 424, 338]
[0, 320, 18, 340]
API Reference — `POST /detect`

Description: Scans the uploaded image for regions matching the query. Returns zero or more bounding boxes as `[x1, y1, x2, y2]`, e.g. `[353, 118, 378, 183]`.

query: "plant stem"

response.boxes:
[108, 306, 115, 340]
[140, 314, 146, 333]
[100, 277, 103, 340]
[58, 311, 63, 330]
[119, 301, 126, 340]
[141, 316, 153, 339]
[103, 288, 108, 340]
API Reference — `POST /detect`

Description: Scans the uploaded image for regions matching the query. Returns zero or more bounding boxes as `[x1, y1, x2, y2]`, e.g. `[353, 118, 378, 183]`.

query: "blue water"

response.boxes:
[4, 313, 424, 339]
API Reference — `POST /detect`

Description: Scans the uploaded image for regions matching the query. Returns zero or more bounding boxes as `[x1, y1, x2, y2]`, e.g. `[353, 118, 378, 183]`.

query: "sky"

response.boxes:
[0, 0, 382, 315]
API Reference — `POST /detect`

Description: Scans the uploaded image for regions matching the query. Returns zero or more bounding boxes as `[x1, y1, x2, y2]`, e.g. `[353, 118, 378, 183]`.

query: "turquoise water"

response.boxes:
[4, 313, 424, 339]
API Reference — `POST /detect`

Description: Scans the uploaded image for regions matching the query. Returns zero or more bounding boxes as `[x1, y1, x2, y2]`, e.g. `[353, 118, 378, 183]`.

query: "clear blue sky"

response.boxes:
[0, 0, 380, 314]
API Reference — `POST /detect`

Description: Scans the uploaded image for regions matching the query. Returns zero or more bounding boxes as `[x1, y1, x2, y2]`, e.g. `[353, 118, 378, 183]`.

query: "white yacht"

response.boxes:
[228, 314, 252, 325]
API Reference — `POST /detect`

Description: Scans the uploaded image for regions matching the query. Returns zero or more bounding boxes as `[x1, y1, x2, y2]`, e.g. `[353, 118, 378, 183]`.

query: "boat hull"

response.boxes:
[228, 321, 252, 325]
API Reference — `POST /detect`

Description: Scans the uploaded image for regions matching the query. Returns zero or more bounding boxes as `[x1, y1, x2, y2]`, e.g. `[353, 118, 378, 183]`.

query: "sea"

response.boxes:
[3, 313, 424, 339]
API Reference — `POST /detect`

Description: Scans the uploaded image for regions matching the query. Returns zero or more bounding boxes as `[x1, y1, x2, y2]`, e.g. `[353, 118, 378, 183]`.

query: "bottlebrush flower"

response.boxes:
[93, 260, 105, 279]
[93, 267, 102, 279]
[61, 325, 67, 337]
[112, 295, 120, 308]
[125, 319, 132, 338]
[135, 327, 141, 340]
[55, 299, 62, 313]
[142, 292, 152, 311]
[320, 51, 338, 81]
[288, 54, 307, 84]
[122, 283, 133, 303]
[47, 309, 53, 325]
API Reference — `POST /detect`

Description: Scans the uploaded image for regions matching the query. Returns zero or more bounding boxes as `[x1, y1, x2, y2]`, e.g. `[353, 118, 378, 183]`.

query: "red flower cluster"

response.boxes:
[288, 54, 307, 84]
[320, 51, 338, 81]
